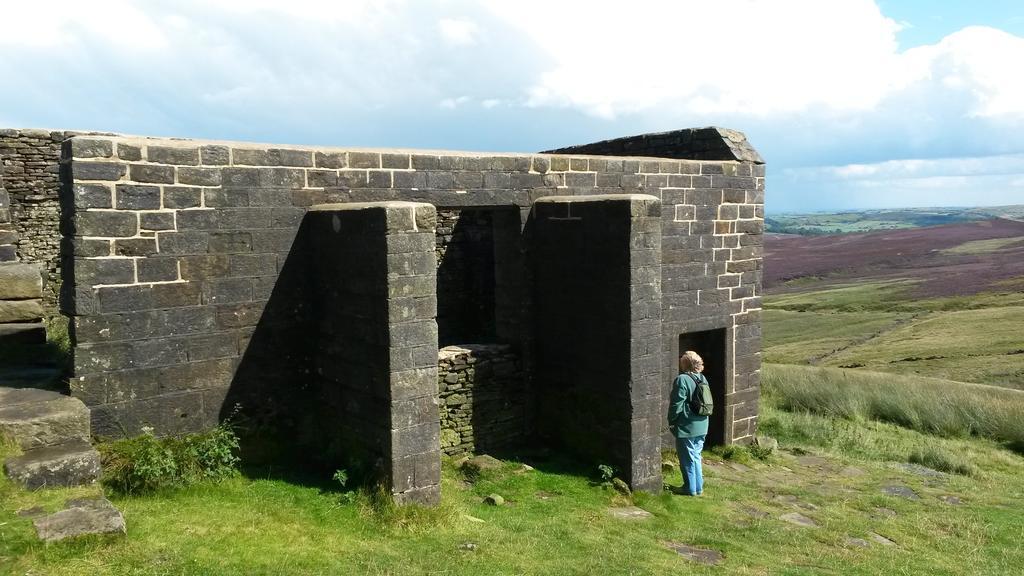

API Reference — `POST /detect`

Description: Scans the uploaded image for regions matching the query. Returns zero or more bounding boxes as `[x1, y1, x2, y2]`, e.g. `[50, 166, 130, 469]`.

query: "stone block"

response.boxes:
[0, 262, 44, 299]
[71, 138, 113, 159]
[258, 168, 305, 188]
[136, 257, 179, 283]
[33, 497, 125, 542]
[163, 186, 204, 209]
[113, 238, 157, 257]
[117, 143, 142, 161]
[130, 164, 175, 184]
[208, 231, 253, 253]
[3, 440, 101, 489]
[71, 210, 138, 238]
[139, 212, 175, 231]
[222, 167, 259, 187]
[75, 258, 135, 285]
[147, 145, 199, 165]
[0, 299, 44, 322]
[200, 145, 230, 165]
[73, 183, 113, 209]
[177, 166, 221, 186]
[73, 162, 126, 181]
[115, 184, 161, 210]
[0, 389, 91, 450]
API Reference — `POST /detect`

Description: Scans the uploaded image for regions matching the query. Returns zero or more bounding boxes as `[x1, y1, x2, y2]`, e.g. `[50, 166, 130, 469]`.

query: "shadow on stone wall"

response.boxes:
[218, 218, 316, 472]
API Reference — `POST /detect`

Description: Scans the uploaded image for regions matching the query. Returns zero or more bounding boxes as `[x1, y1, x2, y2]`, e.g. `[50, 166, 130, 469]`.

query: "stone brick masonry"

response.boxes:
[34, 126, 765, 501]
[438, 344, 525, 456]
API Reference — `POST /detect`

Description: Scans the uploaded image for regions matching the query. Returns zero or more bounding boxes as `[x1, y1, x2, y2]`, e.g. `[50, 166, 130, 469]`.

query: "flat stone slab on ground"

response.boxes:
[461, 454, 503, 476]
[608, 506, 653, 520]
[940, 495, 964, 505]
[896, 463, 949, 478]
[3, 439, 100, 489]
[739, 505, 771, 519]
[873, 507, 897, 519]
[33, 497, 126, 543]
[844, 537, 870, 548]
[796, 455, 830, 468]
[881, 485, 920, 500]
[662, 541, 724, 565]
[838, 466, 867, 477]
[869, 532, 897, 546]
[779, 512, 818, 527]
[772, 494, 819, 511]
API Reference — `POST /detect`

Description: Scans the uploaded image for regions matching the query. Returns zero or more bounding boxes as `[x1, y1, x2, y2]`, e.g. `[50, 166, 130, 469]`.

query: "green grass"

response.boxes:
[763, 309, 910, 364]
[762, 364, 1024, 451]
[5, 414, 1024, 575]
[819, 307, 1024, 388]
[764, 287, 1024, 388]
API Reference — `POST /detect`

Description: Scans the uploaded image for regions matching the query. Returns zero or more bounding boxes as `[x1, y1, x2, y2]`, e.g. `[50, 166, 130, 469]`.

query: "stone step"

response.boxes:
[0, 298, 44, 323]
[0, 387, 91, 450]
[0, 366, 64, 389]
[0, 322, 46, 346]
[3, 439, 101, 489]
[0, 262, 43, 300]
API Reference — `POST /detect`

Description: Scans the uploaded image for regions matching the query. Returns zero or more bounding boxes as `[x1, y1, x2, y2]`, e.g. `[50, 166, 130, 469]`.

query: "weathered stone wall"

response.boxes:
[308, 202, 441, 505]
[0, 129, 110, 309]
[438, 344, 525, 456]
[57, 128, 764, 475]
[531, 195, 664, 492]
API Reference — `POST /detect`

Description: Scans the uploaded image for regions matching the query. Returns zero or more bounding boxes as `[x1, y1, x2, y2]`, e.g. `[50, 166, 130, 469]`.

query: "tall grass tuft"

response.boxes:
[763, 364, 1024, 452]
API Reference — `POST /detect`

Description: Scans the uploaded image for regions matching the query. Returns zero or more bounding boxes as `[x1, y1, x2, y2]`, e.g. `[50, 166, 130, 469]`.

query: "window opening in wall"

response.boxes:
[679, 328, 727, 446]
[435, 207, 521, 347]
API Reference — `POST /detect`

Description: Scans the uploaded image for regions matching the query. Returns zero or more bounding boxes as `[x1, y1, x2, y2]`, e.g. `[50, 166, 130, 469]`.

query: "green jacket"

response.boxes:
[668, 372, 710, 439]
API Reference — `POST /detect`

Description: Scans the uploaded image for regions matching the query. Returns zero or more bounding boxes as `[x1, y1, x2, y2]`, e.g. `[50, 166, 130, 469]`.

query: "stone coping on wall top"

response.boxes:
[533, 194, 660, 204]
[439, 343, 513, 360]
[62, 134, 754, 166]
[307, 201, 433, 212]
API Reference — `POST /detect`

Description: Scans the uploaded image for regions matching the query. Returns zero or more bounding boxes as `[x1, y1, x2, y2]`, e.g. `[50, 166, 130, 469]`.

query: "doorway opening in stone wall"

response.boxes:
[434, 206, 526, 457]
[678, 328, 728, 447]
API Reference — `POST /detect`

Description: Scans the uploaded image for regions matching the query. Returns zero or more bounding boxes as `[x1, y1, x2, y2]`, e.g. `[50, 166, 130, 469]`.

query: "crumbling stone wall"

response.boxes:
[0, 129, 110, 309]
[438, 344, 525, 456]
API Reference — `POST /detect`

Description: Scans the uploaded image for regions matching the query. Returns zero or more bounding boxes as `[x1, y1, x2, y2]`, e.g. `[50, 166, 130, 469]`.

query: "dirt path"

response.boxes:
[808, 313, 925, 366]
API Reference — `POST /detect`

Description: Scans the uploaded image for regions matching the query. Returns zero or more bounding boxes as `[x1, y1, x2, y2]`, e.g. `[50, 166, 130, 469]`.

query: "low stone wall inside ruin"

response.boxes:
[438, 344, 525, 456]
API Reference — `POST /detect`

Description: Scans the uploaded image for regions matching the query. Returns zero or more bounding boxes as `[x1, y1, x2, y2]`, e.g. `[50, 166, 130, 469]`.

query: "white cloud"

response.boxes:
[793, 153, 1024, 181]
[440, 96, 472, 109]
[1, 0, 1023, 213]
[438, 18, 480, 47]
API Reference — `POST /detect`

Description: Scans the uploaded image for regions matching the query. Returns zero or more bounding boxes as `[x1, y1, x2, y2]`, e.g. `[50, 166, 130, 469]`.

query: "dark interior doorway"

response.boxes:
[679, 328, 727, 447]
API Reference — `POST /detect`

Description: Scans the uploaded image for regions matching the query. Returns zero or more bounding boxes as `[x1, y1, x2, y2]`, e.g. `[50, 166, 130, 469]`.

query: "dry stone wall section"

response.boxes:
[438, 344, 525, 456]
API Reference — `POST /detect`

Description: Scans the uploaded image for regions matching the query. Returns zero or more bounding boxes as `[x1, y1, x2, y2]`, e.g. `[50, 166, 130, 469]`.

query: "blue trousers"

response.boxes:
[675, 435, 705, 495]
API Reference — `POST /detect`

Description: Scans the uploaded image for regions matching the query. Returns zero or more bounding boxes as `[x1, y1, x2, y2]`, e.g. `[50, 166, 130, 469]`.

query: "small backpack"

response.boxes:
[688, 372, 714, 417]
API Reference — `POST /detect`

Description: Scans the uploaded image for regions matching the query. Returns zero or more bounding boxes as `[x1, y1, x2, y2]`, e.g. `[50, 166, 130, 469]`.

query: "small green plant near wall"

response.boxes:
[100, 420, 241, 494]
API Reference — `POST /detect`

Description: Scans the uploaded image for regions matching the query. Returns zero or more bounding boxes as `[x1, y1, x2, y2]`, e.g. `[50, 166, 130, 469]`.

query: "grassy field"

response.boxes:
[763, 282, 1024, 389]
[3, 405, 1024, 576]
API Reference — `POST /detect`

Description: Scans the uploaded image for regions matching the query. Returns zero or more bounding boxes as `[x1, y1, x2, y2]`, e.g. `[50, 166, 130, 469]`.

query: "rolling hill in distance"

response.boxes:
[762, 207, 1024, 390]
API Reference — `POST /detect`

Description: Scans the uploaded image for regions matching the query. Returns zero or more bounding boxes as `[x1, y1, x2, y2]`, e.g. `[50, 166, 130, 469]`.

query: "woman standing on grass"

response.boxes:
[668, 350, 709, 496]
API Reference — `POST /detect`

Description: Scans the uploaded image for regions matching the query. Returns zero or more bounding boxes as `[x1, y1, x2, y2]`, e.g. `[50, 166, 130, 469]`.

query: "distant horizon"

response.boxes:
[765, 203, 1024, 216]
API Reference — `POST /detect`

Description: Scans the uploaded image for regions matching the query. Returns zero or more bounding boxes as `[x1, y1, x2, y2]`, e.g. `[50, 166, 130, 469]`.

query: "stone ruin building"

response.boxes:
[0, 127, 764, 504]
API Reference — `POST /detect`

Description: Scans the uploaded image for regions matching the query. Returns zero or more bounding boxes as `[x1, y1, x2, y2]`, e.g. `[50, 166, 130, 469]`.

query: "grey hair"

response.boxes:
[680, 350, 704, 373]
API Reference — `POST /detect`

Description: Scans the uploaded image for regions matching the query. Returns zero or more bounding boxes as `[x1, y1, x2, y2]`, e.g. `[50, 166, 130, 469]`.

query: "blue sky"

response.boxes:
[2, 1, 1023, 213]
